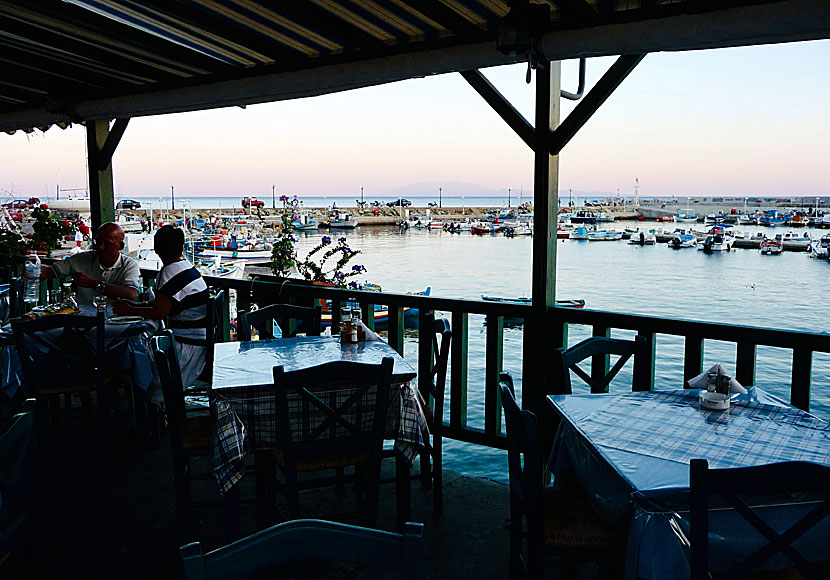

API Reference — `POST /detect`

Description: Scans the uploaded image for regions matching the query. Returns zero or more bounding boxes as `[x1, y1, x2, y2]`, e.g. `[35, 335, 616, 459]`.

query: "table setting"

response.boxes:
[546, 363, 830, 579]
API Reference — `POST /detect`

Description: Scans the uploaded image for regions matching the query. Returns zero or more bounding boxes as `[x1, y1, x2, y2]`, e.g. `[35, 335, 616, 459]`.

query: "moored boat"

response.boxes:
[668, 233, 696, 249]
[587, 230, 623, 241]
[760, 238, 783, 255]
[481, 295, 585, 308]
[320, 286, 430, 330]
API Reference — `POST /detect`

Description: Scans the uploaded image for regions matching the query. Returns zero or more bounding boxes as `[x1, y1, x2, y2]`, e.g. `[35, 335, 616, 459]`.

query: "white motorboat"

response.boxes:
[781, 231, 811, 250]
[668, 234, 696, 248]
[760, 238, 783, 255]
[628, 230, 656, 245]
[812, 234, 830, 258]
[698, 227, 733, 252]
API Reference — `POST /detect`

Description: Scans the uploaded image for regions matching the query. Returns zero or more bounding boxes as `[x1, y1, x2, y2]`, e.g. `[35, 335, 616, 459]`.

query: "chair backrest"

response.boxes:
[500, 372, 545, 572]
[11, 312, 106, 396]
[689, 458, 830, 580]
[237, 303, 322, 341]
[151, 330, 187, 448]
[6, 277, 26, 320]
[0, 398, 36, 558]
[203, 289, 225, 373]
[418, 313, 452, 427]
[552, 335, 648, 395]
[180, 519, 423, 580]
[272, 357, 393, 477]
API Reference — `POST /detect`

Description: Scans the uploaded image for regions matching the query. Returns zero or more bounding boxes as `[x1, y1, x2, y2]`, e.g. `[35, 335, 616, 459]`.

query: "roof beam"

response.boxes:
[549, 53, 645, 155]
[408, 0, 488, 39]
[94, 117, 130, 171]
[554, 0, 597, 19]
[460, 69, 535, 150]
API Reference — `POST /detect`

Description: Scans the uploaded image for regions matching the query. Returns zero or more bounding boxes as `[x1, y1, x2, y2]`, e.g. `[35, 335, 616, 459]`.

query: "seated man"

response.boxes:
[41, 222, 140, 305]
[113, 225, 209, 389]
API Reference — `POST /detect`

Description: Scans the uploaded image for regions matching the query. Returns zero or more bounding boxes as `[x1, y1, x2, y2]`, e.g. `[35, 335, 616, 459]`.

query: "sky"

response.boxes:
[1, 39, 829, 200]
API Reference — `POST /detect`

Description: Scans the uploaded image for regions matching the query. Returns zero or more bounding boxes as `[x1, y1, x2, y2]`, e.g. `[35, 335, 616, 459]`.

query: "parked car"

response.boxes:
[2, 199, 30, 209]
[386, 198, 412, 207]
[116, 199, 142, 209]
[242, 197, 265, 208]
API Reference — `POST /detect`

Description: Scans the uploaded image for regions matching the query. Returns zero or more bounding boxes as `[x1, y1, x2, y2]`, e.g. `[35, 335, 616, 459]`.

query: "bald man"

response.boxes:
[42, 222, 141, 305]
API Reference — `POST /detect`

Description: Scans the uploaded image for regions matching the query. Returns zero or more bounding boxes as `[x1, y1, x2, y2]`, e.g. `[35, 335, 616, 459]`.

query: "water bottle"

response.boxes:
[23, 252, 41, 304]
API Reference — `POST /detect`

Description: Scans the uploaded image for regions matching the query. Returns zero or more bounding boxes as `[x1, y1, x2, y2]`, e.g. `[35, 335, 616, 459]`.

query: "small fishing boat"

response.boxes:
[628, 230, 656, 245]
[668, 234, 696, 249]
[503, 223, 532, 237]
[568, 226, 593, 240]
[481, 295, 585, 308]
[320, 287, 430, 330]
[471, 223, 502, 235]
[587, 230, 622, 241]
[782, 231, 812, 250]
[758, 211, 786, 227]
[293, 213, 319, 231]
[328, 213, 358, 229]
[675, 214, 698, 223]
[698, 228, 733, 252]
[570, 211, 597, 224]
[737, 214, 757, 225]
[760, 238, 783, 255]
[811, 234, 830, 258]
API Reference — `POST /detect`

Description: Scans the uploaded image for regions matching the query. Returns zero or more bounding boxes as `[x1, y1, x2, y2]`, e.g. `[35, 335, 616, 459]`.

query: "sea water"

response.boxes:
[290, 220, 830, 482]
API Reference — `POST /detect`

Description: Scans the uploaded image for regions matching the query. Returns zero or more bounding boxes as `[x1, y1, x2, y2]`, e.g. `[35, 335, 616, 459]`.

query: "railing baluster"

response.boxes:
[791, 348, 812, 412]
[635, 332, 656, 391]
[360, 302, 375, 331]
[485, 314, 504, 436]
[683, 335, 704, 387]
[387, 306, 404, 356]
[450, 311, 468, 429]
[736, 342, 756, 387]
[591, 325, 610, 393]
[221, 290, 231, 341]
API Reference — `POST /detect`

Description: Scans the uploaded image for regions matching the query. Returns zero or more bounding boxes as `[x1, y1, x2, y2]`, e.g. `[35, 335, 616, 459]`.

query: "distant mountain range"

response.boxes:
[380, 181, 622, 199]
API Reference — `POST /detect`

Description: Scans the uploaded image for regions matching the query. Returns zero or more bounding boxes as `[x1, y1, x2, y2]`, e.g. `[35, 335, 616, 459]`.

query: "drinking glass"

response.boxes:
[92, 295, 108, 313]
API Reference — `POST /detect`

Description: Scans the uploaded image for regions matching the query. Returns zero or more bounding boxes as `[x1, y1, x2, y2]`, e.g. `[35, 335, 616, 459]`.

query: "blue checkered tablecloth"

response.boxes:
[213, 381, 428, 494]
[570, 389, 830, 470]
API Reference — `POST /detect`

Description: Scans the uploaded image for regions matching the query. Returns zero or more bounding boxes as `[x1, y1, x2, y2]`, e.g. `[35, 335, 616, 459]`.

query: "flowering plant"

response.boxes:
[270, 195, 366, 288]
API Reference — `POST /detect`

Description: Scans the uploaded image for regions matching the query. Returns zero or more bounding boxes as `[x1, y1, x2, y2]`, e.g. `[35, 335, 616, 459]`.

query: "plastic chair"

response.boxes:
[180, 519, 423, 580]
[152, 330, 214, 543]
[0, 398, 35, 564]
[500, 372, 625, 579]
[552, 335, 649, 395]
[236, 303, 321, 341]
[383, 312, 451, 515]
[690, 459, 830, 580]
[267, 358, 394, 526]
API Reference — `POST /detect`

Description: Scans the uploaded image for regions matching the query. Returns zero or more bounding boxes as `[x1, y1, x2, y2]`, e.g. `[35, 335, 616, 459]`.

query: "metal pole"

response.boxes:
[272, 184, 275, 209]
[439, 187, 442, 208]
[508, 187, 511, 208]
[171, 185, 175, 211]
[361, 186, 364, 205]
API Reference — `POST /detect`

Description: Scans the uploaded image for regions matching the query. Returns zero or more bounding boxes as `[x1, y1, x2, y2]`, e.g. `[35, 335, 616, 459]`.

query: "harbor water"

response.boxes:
[290, 220, 830, 482]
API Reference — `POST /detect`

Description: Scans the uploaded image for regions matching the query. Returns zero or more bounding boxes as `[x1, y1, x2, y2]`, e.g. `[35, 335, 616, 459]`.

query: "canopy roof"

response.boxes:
[2, 0, 829, 133]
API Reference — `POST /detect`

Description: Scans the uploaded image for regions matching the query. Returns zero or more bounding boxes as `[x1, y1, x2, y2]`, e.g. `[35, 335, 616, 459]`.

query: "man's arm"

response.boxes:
[72, 271, 139, 301]
[112, 291, 172, 319]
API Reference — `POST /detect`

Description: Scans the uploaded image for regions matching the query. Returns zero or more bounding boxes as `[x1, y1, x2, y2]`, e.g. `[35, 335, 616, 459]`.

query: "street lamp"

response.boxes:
[508, 187, 511, 208]
[272, 184, 275, 209]
[439, 187, 442, 208]
[171, 185, 175, 211]
[361, 186, 364, 206]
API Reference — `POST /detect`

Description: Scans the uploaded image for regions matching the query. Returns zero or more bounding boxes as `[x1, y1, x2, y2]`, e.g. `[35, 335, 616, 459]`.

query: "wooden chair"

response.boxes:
[690, 459, 830, 580]
[384, 312, 451, 515]
[552, 335, 649, 395]
[11, 312, 106, 430]
[268, 358, 394, 526]
[180, 519, 424, 580]
[0, 398, 35, 565]
[152, 330, 214, 543]
[236, 303, 321, 341]
[500, 372, 625, 579]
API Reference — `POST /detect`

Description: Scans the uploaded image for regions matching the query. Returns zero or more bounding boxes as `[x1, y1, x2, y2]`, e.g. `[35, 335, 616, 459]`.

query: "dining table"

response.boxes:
[547, 387, 830, 580]
[210, 335, 429, 527]
[0, 305, 160, 401]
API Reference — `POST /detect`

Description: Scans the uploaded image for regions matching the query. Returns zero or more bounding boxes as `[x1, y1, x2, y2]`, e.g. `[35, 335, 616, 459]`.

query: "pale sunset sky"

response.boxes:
[1, 39, 829, 200]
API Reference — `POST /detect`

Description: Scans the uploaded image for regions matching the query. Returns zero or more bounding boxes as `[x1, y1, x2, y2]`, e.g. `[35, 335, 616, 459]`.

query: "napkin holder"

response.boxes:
[699, 371, 731, 411]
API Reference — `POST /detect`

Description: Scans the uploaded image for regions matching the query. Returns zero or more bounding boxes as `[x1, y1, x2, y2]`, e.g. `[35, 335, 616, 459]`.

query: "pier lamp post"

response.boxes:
[508, 187, 511, 208]
[272, 184, 275, 209]
[462, 196, 465, 216]
[171, 185, 175, 210]
[361, 186, 364, 206]
[439, 187, 442, 208]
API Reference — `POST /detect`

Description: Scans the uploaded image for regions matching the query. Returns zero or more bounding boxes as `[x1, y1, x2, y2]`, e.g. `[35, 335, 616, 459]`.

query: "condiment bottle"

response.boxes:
[340, 307, 352, 343]
[350, 308, 360, 343]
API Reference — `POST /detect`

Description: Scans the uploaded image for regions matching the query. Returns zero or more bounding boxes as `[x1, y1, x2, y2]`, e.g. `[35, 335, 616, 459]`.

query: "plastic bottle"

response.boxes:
[23, 251, 41, 304]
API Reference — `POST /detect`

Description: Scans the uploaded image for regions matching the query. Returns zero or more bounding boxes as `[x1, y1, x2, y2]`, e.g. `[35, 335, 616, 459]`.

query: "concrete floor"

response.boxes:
[3, 426, 514, 579]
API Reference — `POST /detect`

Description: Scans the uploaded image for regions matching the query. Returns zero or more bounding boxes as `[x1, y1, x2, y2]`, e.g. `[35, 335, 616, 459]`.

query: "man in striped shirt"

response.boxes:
[113, 225, 209, 388]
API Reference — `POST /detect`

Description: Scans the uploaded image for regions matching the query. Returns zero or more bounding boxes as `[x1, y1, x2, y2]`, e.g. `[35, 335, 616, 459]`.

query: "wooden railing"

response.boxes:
[143, 269, 830, 450]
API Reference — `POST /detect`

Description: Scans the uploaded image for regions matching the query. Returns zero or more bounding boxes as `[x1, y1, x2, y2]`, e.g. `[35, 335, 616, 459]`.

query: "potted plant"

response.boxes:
[270, 195, 366, 289]
[28, 206, 74, 256]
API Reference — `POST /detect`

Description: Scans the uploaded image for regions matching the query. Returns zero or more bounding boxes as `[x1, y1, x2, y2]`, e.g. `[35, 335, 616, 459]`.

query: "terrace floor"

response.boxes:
[2, 424, 528, 580]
